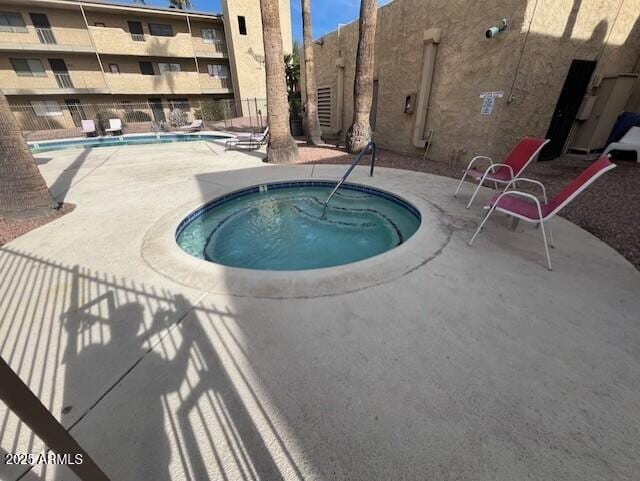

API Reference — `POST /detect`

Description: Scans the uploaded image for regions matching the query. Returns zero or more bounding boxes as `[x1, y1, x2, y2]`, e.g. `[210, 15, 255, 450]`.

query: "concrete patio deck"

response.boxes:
[1, 140, 639, 481]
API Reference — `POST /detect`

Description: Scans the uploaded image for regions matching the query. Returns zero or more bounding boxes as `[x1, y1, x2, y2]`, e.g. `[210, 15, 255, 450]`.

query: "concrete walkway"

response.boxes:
[1, 140, 639, 481]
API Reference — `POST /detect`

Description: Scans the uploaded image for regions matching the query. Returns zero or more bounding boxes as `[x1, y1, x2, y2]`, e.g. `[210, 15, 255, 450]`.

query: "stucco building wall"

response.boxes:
[222, 0, 292, 109]
[309, 0, 640, 164]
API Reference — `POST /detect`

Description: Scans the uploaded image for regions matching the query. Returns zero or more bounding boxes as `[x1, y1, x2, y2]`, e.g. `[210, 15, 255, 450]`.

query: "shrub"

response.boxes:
[168, 108, 188, 127]
[194, 102, 226, 121]
[95, 110, 123, 134]
[123, 110, 152, 123]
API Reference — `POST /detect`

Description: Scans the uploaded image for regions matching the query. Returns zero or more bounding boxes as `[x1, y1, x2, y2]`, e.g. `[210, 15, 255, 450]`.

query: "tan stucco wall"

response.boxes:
[310, 0, 640, 164]
[222, 0, 293, 112]
[0, 53, 105, 91]
[0, 5, 91, 47]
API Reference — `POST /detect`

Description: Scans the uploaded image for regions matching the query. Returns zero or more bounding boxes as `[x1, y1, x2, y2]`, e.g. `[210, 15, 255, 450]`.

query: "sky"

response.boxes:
[115, 0, 393, 42]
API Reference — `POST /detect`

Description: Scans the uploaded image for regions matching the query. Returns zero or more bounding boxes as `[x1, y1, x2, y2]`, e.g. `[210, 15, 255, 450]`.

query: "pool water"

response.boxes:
[176, 181, 421, 271]
[29, 133, 227, 153]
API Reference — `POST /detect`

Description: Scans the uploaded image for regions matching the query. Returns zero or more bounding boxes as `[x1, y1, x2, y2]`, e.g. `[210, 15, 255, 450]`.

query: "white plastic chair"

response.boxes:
[603, 126, 640, 161]
[105, 118, 122, 135]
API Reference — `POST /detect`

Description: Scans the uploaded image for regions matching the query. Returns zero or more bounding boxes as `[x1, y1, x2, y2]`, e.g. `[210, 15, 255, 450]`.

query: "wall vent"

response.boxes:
[317, 86, 332, 128]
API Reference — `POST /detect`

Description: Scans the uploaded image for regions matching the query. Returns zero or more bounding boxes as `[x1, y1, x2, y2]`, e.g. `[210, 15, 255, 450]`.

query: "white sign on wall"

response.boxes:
[479, 91, 504, 116]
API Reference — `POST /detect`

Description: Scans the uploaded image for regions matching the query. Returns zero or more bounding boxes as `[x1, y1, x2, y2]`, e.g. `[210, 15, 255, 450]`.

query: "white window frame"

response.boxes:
[0, 11, 27, 33]
[10, 58, 47, 77]
[158, 62, 181, 73]
[31, 100, 63, 117]
[201, 27, 221, 44]
[207, 64, 229, 78]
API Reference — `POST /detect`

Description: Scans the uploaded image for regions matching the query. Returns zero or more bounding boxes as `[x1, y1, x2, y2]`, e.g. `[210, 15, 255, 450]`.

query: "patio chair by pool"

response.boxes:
[105, 118, 122, 135]
[180, 119, 203, 132]
[469, 155, 616, 270]
[225, 126, 269, 151]
[81, 119, 96, 137]
[603, 126, 640, 161]
[454, 137, 550, 208]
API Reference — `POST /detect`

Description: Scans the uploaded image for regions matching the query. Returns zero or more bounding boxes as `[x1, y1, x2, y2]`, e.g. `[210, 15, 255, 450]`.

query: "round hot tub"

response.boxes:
[176, 181, 421, 271]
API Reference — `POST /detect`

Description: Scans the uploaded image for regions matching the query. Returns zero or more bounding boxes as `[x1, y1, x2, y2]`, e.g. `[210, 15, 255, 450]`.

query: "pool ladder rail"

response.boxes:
[323, 141, 376, 207]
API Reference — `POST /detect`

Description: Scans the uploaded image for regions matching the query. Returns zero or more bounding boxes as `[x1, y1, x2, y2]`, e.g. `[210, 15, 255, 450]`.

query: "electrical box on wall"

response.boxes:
[404, 94, 416, 114]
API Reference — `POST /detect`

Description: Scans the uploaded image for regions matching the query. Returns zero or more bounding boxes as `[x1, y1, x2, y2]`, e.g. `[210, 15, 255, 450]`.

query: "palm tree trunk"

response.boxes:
[260, 0, 299, 163]
[301, 0, 322, 145]
[0, 93, 57, 218]
[345, 0, 377, 153]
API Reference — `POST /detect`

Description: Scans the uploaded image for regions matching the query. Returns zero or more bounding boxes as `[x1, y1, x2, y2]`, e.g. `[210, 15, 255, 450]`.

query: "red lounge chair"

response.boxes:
[454, 137, 550, 208]
[468, 155, 616, 270]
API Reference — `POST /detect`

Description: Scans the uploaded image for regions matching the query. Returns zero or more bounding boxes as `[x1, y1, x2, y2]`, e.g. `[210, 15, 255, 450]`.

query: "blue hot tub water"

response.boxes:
[176, 181, 421, 271]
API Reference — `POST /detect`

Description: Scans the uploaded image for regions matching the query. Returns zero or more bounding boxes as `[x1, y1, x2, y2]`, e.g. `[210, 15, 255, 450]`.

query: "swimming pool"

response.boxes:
[176, 181, 421, 271]
[28, 133, 230, 153]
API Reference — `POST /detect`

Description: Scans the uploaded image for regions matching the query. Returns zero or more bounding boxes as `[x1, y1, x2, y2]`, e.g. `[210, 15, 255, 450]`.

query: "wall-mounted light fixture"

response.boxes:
[485, 19, 508, 39]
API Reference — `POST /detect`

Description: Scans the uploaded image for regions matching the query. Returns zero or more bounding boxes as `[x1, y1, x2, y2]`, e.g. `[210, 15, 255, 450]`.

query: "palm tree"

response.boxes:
[168, 0, 191, 9]
[0, 93, 57, 218]
[259, 0, 299, 163]
[301, 0, 322, 145]
[284, 48, 300, 97]
[345, 0, 378, 153]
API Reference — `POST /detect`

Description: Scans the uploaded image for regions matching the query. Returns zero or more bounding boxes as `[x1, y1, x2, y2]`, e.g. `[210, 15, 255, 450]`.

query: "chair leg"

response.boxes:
[453, 171, 468, 197]
[469, 205, 497, 246]
[466, 179, 484, 209]
[539, 220, 552, 270]
[547, 220, 555, 248]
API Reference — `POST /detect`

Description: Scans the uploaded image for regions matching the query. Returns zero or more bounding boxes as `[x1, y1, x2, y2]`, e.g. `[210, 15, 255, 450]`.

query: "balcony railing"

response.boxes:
[36, 27, 56, 45]
[212, 41, 227, 54]
[130, 33, 145, 42]
[54, 73, 73, 89]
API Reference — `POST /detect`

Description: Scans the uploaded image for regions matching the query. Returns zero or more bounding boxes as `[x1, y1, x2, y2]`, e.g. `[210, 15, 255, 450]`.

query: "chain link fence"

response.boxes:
[11, 98, 268, 141]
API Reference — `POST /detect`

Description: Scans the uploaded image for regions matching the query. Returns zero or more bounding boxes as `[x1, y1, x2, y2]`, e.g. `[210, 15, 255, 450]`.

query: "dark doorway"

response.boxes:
[149, 98, 165, 122]
[30, 12, 56, 44]
[539, 59, 597, 160]
[128, 21, 144, 41]
[65, 99, 86, 127]
[49, 58, 73, 88]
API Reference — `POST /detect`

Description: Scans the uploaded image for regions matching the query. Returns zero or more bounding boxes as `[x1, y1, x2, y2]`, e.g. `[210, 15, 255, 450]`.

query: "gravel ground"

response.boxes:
[0, 203, 75, 246]
[296, 142, 640, 270]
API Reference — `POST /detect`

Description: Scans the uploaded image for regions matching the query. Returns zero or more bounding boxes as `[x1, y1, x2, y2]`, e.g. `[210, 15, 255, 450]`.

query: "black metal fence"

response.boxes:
[11, 98, 268, 141]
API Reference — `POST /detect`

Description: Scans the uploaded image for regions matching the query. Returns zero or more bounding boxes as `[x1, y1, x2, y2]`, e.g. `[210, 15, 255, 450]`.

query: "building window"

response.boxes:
[139, 61, 155, 75]
[207, 64, 229, 78]
[0, 11, 27, 32]
[158, 62, 181, 73]
[201, 27, 221, 44]
[237, 16, 246, 35]
[10, 58, 46, 77]
[31, 100, 62, 117]
[317, 86, 331, 128]
[94, 22, 105, 27]
[148, 23, 173, 37]
[108, 64, 120, 74]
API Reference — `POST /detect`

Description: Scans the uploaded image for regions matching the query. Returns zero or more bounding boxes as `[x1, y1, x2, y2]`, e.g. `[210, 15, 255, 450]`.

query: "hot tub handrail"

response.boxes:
[324, 141, 376, 206]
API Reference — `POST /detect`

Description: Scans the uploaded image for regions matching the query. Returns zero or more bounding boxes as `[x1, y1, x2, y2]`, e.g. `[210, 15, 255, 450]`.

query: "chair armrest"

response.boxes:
[478, 163, 515, 182]
[490, 190, 545, 220]
[464, 155, 493, 172]
[508, 177, 548, 203]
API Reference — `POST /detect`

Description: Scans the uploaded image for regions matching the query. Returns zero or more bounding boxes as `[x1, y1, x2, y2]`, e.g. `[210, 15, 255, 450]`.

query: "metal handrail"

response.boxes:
[324, 141, 376, 206]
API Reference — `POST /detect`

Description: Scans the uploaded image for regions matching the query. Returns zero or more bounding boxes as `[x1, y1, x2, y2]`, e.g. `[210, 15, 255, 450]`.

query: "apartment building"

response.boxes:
[0, 0, 291, 130]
